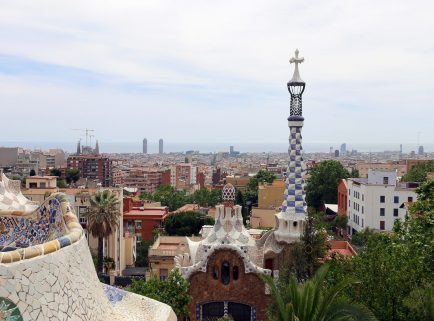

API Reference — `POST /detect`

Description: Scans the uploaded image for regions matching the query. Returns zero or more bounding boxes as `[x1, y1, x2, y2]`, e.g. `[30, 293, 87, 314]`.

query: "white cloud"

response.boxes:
[0, 0, 433, 150]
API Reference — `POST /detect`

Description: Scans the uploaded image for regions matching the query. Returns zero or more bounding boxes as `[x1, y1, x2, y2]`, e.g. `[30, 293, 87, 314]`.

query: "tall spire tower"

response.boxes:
[274, 49, 307, 243]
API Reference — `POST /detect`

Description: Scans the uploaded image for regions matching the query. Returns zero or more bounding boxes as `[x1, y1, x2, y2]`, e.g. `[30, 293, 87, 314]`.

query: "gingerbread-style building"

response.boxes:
[175, 50, 309, 321]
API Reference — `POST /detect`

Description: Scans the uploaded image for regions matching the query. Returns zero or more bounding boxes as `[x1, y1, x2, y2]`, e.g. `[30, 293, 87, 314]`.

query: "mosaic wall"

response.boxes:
[0, 235, 176, 321]
[0, 180, 176, 321]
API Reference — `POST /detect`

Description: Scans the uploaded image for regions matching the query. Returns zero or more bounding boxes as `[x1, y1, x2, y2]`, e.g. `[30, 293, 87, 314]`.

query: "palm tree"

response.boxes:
[85, 190, 120, 273]
[262, 264, 377, 321]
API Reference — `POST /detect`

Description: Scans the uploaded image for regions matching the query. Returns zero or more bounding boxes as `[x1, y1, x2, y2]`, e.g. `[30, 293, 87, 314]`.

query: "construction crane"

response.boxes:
[72, 128, 95, 146]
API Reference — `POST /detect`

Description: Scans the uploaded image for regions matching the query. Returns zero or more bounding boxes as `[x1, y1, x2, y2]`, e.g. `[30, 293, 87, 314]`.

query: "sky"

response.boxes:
[0, 0, 433, 152]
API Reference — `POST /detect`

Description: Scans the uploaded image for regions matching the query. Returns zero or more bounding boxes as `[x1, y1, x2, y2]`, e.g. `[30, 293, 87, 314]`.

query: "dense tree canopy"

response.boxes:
[306, 160, 350, 209]
[128, 269, 191, 318]
[189, 188, 221, 207]
[164, 211, 214, 236]
[140, 185, 222, 211]
[327, 180, 434, 321]
[65, 168, 80, 184]
[402, 160, 434, 182]
[264, 264, 377, 321]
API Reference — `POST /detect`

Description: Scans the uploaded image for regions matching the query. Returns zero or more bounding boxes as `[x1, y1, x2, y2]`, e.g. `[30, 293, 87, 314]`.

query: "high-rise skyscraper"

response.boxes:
[143, 138, 147, 154]
[340, 143, 347, 154]
[159, 139, 163, 154]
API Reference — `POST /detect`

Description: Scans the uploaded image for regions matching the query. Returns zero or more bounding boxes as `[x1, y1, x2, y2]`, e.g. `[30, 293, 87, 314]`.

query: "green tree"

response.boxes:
[164, 211, 214, 236]
[306, 160, 350, 210]
[350, 168, 360, 178]
[135, 240, 154, 267]
[56, 179, 68, 188]
[66, 168, 80, 184]
[84, 190, 120, 273]
[153, 185, 189, 211]
[278, 210, 329, 282]
[50, 168, 62, 177]
[128, 269, 191, 318]
[327, 180, 434, 321]
[189, 188, 222, 207]
[402, 160, 434, 182]
[244, 170, 276, 203]
[263, 264, 377, 321]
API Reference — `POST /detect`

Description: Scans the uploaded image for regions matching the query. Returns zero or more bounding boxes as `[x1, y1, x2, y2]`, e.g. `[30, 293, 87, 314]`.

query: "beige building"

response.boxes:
[26, 175, 58, 189]
[356, 161, 407, 178]
[250, 179, 285, 228]
[23, 176, 135, 275]
[258, 179, 285, 209]
[149, 236, 203, 280]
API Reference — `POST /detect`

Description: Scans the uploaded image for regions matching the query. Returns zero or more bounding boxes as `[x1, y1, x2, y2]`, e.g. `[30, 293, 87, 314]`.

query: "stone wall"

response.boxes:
[188, 249, 270, 321]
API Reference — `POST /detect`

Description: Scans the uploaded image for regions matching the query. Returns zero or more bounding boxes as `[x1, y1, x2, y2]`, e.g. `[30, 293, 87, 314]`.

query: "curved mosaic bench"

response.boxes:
[0, 177, 176, 321]
[0, 193, 83, 264]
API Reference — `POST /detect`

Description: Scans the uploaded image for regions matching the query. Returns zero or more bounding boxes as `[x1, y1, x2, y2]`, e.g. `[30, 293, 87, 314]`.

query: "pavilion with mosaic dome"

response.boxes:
[174, 49, 310, 321]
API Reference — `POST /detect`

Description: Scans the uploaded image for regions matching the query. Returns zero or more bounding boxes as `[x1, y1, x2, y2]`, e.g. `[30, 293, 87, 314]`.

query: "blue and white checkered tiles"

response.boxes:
[281, 126, 307, 216]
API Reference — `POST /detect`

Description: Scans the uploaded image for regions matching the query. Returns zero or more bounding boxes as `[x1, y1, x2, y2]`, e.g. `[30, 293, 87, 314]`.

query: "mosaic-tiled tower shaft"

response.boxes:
[275, 49, 307, 243]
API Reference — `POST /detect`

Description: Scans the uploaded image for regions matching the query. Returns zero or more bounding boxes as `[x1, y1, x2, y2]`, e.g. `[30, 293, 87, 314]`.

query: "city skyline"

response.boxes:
[0, 1, 433, 146]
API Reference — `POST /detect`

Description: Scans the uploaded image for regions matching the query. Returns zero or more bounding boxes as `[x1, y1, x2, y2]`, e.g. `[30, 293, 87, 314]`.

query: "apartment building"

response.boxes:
[67, 155, 112, 187]
[347, 170, 418, 235]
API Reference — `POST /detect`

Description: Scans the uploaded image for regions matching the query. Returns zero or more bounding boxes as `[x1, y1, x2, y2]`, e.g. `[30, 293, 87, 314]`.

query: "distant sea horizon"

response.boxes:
[1, 141, 433, 154]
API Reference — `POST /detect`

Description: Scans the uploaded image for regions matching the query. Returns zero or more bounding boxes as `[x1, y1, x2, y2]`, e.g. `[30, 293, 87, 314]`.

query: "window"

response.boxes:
[362, 218, 364, 228]
[29, 182, 37, 188]
[383, 177, 389, 184]
[362, 206, 364, 214]
[232, 266, 239, 280]
[380, 221, 385, 230]
[212, 266, 219, 280]
[160, 269, 168, 281]
[221, 261, 230, 285]
[380, 196, 385, 203]
[135, 220, 142, 229]
[380, 208, 385, 216]
[393, 208, 399, 217]
[362, 194, 364, 201]
[408, 196, 413, 202]
[394, 196, 399, 204]
[349, 189, 351, 195]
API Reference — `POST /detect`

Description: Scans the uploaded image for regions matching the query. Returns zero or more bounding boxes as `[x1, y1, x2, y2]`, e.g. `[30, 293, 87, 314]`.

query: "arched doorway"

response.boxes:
[199, 301, 255, 321]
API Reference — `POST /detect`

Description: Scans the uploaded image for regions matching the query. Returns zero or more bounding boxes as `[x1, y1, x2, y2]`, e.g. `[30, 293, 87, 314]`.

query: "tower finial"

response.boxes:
[289, 49, 304, 83]
[287, 49, 306, 118]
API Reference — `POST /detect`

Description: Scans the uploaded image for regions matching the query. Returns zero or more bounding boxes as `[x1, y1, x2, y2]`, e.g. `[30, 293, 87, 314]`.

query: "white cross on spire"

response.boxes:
[289, 49, 304, 83]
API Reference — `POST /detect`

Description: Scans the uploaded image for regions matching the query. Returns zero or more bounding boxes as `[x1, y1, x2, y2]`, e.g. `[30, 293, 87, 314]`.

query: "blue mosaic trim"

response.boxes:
[0, 197, 66, 249]
[102, 284, 127, 305]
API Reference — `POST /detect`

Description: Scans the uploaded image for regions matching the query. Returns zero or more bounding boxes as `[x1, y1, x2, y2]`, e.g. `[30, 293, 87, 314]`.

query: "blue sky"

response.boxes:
[0, 0, 433, 152]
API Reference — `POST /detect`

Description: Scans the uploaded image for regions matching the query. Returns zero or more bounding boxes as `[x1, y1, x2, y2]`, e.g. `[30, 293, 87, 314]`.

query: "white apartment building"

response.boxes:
[347, 169, 418, 235]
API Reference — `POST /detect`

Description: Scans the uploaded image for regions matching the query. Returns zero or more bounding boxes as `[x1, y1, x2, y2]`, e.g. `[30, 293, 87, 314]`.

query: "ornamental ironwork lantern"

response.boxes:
[287, 49, 305, 118]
